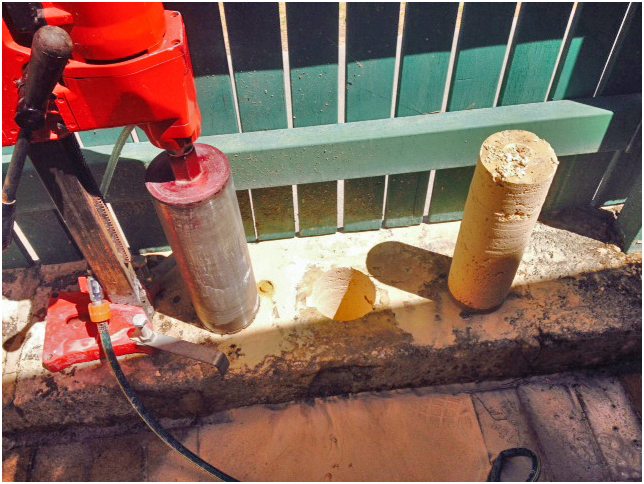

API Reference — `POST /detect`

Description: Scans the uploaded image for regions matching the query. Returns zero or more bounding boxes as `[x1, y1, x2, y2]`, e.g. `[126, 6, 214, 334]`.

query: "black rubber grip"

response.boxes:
[15, 25, 73, 131]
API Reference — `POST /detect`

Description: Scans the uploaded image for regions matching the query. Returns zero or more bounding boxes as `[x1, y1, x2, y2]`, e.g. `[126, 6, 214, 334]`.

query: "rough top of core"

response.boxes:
[480, 130, 559, 185]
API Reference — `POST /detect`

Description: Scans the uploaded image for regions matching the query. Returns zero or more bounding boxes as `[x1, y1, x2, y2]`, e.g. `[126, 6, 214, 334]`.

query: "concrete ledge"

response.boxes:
[2, 218, 641, 434]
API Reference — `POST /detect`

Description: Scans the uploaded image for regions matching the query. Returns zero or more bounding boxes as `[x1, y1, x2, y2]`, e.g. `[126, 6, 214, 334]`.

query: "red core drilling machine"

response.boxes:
[2, 3, 258, 479]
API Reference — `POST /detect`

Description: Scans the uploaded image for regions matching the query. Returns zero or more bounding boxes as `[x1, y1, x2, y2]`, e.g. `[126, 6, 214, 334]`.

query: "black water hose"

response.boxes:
[487, 447, 541, 481]
[97, 322, 238, 482]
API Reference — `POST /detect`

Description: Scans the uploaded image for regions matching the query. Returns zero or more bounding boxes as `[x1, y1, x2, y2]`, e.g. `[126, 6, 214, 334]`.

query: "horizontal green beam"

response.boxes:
[3, 94, 640, 213]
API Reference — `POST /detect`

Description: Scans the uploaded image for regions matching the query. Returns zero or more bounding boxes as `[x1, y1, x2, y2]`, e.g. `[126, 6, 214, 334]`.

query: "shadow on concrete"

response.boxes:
[366, 241, 451, 299]
[540, 206, 621, 245]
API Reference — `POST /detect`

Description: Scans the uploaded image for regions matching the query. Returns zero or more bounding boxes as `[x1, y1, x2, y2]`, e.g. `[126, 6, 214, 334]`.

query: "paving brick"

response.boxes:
[574, 377, 642, 481]
[620, 373, 641, 417]
[31, 441, 91, 481]
[2, 447, 33, 482]
[473, 389, 552, 481]
[144, 428, 209, 482]
[88, 435, 146, 482]
[198, 390, 490, 481]
[518, 383, 610, 481]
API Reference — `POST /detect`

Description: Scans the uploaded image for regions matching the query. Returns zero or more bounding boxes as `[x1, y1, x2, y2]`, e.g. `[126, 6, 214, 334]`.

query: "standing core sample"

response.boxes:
[448, 130, 559, 311]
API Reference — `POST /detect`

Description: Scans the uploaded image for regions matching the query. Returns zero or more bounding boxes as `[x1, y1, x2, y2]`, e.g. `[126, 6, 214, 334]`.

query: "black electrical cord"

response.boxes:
[487, 447, 541, 482]
[97, 322, 238, 482]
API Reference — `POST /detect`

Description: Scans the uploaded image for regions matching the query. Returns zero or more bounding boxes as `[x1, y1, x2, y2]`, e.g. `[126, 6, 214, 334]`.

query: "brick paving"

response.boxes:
[3, 370, 640, 482]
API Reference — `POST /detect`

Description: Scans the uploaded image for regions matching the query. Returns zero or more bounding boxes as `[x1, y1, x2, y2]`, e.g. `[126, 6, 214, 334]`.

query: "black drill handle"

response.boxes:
[4, 26, 72, 250]
[15, 25, 73, 131]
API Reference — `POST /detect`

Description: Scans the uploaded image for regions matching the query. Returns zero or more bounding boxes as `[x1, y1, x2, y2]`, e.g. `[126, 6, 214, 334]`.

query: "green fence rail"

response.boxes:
[2, 2, 642, 269]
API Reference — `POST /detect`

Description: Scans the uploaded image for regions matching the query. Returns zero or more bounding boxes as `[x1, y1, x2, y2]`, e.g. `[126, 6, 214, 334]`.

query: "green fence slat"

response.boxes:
[165, 2, 239, 136]
[287, 3, 338, 127]
[384, 171, 430, 228]
[344, 176, 386, 232]
[542, 152, 613, 213]
[386, 4, 458, 229]
[427, 166, 475, 223]
[225, 2, 287, 132]
[16, 210, 81, 264]
[287, 3, 339, 237]
[447, 2, 515, 112]
[551, 3, 629, 100]
[225, 2, 292, 241]
[297, 181, 337, 237]
[396, 3, 458, 116]
[602, 3, 642, 97]
[236, 189, 256, 242]
[251, 186, 294, 241]
[345, 3, 399, 122]
[430, 2, 514, 223]
[344, 3, 399, 232]
[499, 3, 572, 106]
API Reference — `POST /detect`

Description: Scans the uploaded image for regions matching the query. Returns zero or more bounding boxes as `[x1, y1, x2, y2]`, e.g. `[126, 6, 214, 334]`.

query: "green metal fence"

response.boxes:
[3, 2, 642, 269]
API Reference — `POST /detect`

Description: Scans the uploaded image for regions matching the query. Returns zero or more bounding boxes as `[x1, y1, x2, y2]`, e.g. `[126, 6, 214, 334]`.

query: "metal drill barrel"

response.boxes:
[145, 144, 259, 334]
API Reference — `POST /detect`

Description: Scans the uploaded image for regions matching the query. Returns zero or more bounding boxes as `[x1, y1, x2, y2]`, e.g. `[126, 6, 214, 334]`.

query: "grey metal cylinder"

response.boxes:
[145, 144, 259, 334]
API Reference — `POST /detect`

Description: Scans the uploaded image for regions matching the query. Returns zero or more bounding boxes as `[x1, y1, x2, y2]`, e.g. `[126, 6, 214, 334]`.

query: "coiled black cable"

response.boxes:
[487, 447, 541, 481]
[97, 322, 238, 482]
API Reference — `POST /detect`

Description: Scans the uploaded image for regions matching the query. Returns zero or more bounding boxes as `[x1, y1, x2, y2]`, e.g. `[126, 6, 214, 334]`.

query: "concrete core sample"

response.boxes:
[448, 130, 559, 310]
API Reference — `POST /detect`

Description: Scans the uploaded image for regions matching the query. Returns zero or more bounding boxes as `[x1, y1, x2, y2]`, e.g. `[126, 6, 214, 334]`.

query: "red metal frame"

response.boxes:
[2, 2, 201, 153]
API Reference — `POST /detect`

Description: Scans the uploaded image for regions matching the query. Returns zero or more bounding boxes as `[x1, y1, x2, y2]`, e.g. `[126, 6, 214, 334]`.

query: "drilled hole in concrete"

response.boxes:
[258, 280, 274, 297]
[311, 268, 376, 322]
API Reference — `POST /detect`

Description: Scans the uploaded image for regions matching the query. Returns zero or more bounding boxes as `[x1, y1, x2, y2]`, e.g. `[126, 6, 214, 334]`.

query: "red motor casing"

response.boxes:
[2, 2, 201, 153]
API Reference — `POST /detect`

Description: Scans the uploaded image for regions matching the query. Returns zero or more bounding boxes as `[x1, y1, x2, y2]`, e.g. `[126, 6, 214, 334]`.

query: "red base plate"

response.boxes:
[43, 290, 154, 372]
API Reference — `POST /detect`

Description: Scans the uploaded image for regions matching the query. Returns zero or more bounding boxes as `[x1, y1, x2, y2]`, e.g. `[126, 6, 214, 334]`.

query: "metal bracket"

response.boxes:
[130, 314, 230, 375]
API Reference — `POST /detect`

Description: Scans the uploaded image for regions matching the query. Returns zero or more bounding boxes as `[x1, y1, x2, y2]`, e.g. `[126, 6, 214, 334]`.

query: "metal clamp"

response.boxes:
[130, 314, 229, 375]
